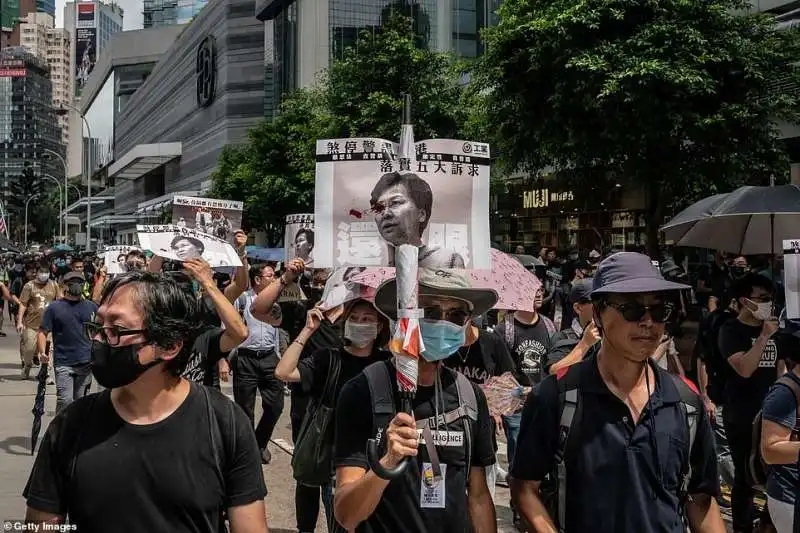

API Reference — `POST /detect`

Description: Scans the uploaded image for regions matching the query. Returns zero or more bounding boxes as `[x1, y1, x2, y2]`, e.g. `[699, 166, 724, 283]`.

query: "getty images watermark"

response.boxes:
[2, 521, 76, 532]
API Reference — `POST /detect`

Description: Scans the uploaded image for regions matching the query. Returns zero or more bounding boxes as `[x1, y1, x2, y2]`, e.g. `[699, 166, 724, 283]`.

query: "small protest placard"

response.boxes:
[285, 214, 314, 266]
[172, 196, 243, 244]
[136, 225, 243, 268]
[783, 239, 800, 319]
[102, 245, 138, 275]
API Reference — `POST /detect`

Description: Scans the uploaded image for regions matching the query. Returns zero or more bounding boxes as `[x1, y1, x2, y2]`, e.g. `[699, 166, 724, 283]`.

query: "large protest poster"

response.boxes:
[136, 225, 242, 268]
[102, 245, 138, 275]
[784, 239, 800, 319]
[284, 214, 314, 266]
[313, 138, 491, 269]
[172, 196, 243, 243]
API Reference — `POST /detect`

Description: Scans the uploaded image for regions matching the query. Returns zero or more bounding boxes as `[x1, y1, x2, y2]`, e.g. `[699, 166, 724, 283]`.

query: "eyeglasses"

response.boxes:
[84, 321, 147, 346]
[603, 301, 675, 323]
[423, 306, 470, 325]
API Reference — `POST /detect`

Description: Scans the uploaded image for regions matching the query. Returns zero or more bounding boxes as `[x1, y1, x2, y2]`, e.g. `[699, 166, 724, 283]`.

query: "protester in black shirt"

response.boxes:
[334, 269, 496, 533]
[24, 271, 268, 533]
[546, 279, 600, 375]
[556, 259, 592, 331]
[718, 273, 781, 533]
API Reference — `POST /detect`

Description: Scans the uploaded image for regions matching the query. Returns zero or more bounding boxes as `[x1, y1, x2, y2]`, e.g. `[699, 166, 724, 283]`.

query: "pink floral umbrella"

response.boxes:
[351, 249, 543, 312]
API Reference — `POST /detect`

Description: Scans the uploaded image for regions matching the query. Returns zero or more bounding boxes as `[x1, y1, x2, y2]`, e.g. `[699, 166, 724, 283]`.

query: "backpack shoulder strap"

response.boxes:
[775, 376, 800, 434]
[542, 315, 556, 336]
[203, 384, 237, 494]
[450, 368, 479, 480]
[319, 348, 342, 408]
[554, 364, 582, 532]
[669, 374, 702, 506]
[364, 361, 396, 443]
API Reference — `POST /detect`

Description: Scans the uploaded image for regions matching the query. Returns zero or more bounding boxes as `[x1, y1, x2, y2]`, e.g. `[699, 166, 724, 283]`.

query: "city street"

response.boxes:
[0, 330, 517, 532]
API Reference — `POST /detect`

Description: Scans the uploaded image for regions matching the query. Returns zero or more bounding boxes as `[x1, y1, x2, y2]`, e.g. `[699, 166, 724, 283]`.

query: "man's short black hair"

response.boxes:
[295, 228, 314, 248]
[99, 271, 203, 377]
[731, 273, 773, 302]
[170, 236, 205, 256]
[126, 249, 147, 262]
[370, 172, 433, 233]
[249, 263, 274, 286]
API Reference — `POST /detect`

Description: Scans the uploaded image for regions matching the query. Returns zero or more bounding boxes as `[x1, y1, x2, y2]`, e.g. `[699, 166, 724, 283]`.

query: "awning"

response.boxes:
[134, 190, 201, 216]
[62, 195, 115, 215]
[89, 215, 139, 228]
[107, 142, 182, 181]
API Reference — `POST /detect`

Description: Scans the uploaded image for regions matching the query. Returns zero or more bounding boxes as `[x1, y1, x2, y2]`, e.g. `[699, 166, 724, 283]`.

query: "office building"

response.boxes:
[36, 0, 54, 18]
[19, 12, 71, 145]
[0, 47, 64, 208]
[143, 0, 208, 28]
[63, 0, 123, 178]
[258, 0, 501, 115]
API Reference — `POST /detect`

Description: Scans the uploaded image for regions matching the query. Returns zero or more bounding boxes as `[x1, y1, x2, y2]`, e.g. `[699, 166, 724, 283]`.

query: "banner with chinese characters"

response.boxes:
[284, 214, 314, 266]
[784, 239, 800, 320]
[172, 196, 243, 244]
[136, 225, 243, 268]
[313, 138, 491, 269]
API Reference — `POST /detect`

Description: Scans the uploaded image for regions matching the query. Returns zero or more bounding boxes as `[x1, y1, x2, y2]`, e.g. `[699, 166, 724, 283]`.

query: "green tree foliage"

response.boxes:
[477, 0, 800, 252]
[210, 14, 469, 236]
[5, 166, 59, 242]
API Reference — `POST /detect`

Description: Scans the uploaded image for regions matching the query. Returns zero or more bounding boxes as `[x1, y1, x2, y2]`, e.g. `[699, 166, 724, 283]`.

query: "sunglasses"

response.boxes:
[423, 306, 470, 325]
[603, 300, 674, 323]
[84, 321, 148, 346]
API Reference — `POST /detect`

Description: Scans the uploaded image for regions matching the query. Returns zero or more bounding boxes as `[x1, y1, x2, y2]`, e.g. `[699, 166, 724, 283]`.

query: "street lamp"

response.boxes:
[42, 147, 67, 243]
[25, 194, 38, 247]
[56, 104, 92, 250]
[41, 174, 63, 242]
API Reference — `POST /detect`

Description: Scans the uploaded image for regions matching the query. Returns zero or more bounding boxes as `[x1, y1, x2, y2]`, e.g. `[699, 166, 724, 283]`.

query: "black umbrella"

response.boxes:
[30, 362, 48, 455]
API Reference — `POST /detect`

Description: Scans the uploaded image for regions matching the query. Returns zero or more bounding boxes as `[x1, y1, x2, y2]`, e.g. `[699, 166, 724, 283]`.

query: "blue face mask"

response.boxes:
[420, 319, 466, 362]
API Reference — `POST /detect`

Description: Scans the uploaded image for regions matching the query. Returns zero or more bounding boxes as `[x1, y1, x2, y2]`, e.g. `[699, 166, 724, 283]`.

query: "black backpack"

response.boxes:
[747, 375, 800, 490]
[539, 364, 702, 532]
[364, 362, 479, 479]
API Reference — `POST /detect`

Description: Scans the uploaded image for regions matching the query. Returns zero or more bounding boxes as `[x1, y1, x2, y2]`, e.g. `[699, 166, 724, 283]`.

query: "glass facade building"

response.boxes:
[36, 0, 55, 17]
[143, 0, 208, 27]
[0, 47, 64, 202]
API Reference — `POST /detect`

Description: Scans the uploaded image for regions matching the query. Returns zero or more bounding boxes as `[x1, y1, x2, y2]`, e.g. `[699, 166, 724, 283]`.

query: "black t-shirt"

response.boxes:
[181, 328, 228, 388]
[493, 316, 553, 386]
[298, 345, 390, 400]
[334, 361, 495, 533]
[442, 329, 515, 385]
[23, 383, 267, 533]
[718, 318, 781, 422]
[291, 320, 343, 419]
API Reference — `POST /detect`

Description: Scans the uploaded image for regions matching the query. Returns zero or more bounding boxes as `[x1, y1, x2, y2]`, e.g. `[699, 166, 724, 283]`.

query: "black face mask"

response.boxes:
[730, 266, 748, 279]
[90, 341, 160, 389]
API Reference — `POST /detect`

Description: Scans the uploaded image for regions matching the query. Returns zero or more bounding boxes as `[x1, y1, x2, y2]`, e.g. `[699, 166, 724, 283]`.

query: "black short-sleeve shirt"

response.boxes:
[24, 383, 267, 533]
[334, 361, 495, 533]
[297, 345, 390, 399]
[442, 329, 516, 385]
[718, 318, 780, 423]
[181, 328, 228, 388]
[512, 357, 718, 533]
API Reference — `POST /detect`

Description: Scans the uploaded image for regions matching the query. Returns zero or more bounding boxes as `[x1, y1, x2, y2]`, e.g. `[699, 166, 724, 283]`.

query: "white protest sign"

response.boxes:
[102, 245, 138, 275]
[285, 214, 314, 266]
[136, 225, 242, 268]
[783, 239, 800, 319]
[172, 196, 243, 244]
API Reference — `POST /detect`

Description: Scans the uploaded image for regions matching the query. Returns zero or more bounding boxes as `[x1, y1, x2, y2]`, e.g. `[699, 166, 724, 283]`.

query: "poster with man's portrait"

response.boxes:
[136, 225, 243, 268]
[172, 196, 243, 244]
[102, 245, 138, 275]
[313, 138, 491, 269]
[285, 214, 314, 266]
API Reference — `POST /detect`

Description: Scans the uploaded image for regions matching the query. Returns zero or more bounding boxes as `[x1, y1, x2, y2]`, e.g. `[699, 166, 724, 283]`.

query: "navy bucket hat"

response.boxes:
[591, 252, 689, 297]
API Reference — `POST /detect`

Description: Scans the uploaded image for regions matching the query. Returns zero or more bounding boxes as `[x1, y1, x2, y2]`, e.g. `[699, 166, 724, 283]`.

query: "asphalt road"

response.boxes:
[0, 330, 516, 532]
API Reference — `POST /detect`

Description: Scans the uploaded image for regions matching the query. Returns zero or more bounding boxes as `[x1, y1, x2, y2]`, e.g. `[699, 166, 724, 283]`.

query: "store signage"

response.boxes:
[523, 188, 574, 209]
[0, 60, 25, 77]
[196, 36, 217, 108]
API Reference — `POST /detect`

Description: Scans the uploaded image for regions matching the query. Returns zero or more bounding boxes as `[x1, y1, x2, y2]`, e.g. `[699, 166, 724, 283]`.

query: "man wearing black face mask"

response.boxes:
[36, 272, 97, 412]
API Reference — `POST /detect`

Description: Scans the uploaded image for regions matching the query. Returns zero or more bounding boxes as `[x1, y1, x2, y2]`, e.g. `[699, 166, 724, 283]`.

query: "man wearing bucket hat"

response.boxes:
[333, 269, 498, 533]
[512, 252, 724, 533]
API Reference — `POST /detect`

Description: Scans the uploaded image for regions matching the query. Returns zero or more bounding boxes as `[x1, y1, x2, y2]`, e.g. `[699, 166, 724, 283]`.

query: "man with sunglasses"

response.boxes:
[23, 271, 269, 533]
[513, 252, 723, 533]
[717, 273, 782, 533]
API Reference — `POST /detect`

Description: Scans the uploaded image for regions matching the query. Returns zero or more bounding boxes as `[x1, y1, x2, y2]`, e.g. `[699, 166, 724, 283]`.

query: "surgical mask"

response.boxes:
[36, 273, 49, 283]
[66, 282, 83, 298]
[747, 299, 772, 321]
[90, 341, 160, 389]
[420, 319, 466, 362]
[344, 319, 378, 348]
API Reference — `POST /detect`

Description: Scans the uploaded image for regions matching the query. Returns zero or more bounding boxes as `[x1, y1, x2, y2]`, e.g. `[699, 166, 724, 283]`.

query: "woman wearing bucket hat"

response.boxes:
[333, 268, 498, 533]
[512, 252, 724, 533]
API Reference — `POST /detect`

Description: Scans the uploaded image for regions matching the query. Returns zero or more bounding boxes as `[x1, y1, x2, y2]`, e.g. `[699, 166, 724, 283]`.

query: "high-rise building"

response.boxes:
[0, 47, 64, 205]
[36, 0, 54, 18]
[258, 0, 501, 116]
[143, 0, 208, 28]
[64, 0, 123, 177]
[19, 12, 71, 145]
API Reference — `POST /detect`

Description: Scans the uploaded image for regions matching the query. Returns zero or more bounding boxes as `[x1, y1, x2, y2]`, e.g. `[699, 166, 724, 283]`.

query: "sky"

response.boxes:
[55, 0, 144, 30]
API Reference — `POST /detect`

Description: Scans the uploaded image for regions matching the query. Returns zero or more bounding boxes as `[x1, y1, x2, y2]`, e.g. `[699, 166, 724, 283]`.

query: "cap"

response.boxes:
[63, 272, 85, 283]
[591, 252, 689, 297]
[570, 279, 594, 303]
[374, 268, 498, 320]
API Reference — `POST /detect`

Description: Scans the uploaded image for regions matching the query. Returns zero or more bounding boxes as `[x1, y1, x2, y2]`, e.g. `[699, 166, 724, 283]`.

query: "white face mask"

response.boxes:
[37, 273, 50, 283]
[344, 319, 379, 348]
[747, 299, 772, 321]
